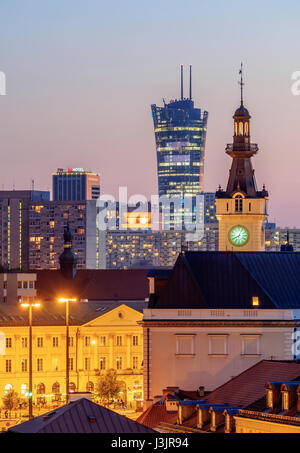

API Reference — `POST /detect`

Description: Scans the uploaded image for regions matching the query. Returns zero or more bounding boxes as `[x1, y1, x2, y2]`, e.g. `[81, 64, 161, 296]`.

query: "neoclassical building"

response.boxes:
[0, 302, 144, 407]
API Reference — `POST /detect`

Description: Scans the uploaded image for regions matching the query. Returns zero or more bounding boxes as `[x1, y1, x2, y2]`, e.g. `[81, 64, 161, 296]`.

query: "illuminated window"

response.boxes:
[6, 360, 12, 373]
[37, 358, 43, 372]
[100, 357, 106, 370]
[252, 296, 259, 307]
[21, 359, 28, 372]
[133, 356, 139, 369]
[116, 357, 122, 370]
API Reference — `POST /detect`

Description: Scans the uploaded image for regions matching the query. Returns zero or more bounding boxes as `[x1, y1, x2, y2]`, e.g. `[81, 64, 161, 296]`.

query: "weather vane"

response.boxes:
[239, 62, 244, 106]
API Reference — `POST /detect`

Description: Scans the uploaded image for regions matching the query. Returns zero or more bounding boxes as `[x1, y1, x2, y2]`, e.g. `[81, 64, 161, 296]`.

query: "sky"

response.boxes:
[0, 0, 300, 226]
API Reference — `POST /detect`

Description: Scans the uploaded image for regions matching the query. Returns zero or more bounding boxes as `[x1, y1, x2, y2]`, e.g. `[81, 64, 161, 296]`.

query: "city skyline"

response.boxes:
[1, 0, 300, 226]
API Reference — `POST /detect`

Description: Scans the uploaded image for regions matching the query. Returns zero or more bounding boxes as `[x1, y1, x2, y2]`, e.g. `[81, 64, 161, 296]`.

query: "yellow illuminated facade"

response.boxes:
[0, 304, 143, 407]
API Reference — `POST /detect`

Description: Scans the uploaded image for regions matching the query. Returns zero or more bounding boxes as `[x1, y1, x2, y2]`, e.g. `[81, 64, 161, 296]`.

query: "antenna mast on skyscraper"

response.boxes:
[189, 65, 192, 100]
[181, 65, 184, 100]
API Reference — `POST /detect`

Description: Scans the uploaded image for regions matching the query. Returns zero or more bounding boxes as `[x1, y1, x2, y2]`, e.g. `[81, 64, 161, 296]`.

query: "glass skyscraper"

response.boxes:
[53, 168, 100, 201]
[151, 66, 208, 230]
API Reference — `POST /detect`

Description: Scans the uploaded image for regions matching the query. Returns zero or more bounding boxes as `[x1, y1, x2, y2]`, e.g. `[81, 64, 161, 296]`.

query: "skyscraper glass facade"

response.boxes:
[152, 98, 208, 198]
[151, 70, 208, 231]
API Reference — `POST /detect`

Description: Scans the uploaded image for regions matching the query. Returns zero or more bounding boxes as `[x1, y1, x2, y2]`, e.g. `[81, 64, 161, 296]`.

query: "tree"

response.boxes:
[2, 390, 20, 418]
[96, 369, 122, 405]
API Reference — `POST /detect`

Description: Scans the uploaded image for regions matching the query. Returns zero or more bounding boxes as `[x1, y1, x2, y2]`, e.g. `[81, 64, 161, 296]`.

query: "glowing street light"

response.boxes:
[20, 300, 41, 420]
[58, 298, 77, 404]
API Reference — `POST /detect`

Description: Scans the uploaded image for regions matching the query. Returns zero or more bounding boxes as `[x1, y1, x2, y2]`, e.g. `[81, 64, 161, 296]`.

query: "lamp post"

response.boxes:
[58, 298, 77, 404]
[20, 301, 41, 420]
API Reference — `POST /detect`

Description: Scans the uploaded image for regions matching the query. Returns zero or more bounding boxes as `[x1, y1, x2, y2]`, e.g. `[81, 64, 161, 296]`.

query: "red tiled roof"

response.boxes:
[36, 269, 149, 302]
[204, 360, 300, 408]
[136, 404, 178, 429]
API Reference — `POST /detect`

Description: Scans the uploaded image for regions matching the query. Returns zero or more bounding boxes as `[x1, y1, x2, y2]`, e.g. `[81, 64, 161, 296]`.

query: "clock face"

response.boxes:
[229, 226, 249, 247]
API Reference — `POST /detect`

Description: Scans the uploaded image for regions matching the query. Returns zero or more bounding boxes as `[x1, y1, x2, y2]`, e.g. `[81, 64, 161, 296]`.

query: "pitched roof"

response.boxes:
[36, 269, 149, 302]
[153, 251, 300, 309]
[136, 404, 178, 429]
[204, 360, 300, 408]
[0, 301, 147, 327]
[8, 398, 155, 433]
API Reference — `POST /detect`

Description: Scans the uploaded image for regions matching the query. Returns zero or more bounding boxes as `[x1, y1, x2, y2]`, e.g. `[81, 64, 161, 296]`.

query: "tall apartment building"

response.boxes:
[0, 191, 50, 272]
[29, 200, 98, 270]
[53, 168, 100, 201]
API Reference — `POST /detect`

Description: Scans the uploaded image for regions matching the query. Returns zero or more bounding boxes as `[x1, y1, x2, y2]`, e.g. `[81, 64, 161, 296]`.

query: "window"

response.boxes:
[235, 195, 243, 213]
[100, 357, 106, 370]
[37, 358, 43, 371]
[116, 336, 122, 346]
[175, 335, 195, 356]
[100, 336, 106, 347]
[23, 281, 28, 289]
[133, 336, 138, 346]
[6, 360, 12, 373]
[52, 337, 59, 347]
[37, 337, 43, 348]
[252, 296, 259, 307]
[85, 358, 90, 371]
[68, 358, 73, 371]
[52, 358, 59, 371]
[208, 335, 228, 356]
[21, 359, 28, 372]
[6, 338, 12, 348]
[18, 281, 22, 289]
[241, 335, 261, 355]
[68, 337, 74, 347]
[116, 357, 122, 370]
[85, 336, 90, 347]
[133, 356, 139, 369]
[29, 281, 34, 289]
[21, 337, 28, 348]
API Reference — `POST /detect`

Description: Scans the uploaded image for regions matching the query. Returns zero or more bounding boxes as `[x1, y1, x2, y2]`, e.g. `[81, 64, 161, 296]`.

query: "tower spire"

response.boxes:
[239, 62, 244, 106]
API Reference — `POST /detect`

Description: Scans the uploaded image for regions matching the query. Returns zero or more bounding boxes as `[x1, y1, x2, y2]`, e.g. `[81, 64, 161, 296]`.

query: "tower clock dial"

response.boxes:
[229, 226, 249, 247]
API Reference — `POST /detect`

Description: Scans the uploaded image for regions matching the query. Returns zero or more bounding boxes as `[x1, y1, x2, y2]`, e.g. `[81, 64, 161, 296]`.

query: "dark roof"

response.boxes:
[36, 269, 149, 302]
[234, 104, 250, 118]
[8, 398, 155, 433]
[204, 360, 300, 409]
[0, 301, 147, 326]
[152, 251, 300, 309]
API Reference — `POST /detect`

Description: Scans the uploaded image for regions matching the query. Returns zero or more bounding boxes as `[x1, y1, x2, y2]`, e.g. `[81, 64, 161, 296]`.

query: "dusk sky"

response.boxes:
[1, 0, 300, 226]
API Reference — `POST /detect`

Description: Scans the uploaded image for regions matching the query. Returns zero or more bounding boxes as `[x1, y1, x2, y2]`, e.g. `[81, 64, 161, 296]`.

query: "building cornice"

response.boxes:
[139, 320, 300, 328]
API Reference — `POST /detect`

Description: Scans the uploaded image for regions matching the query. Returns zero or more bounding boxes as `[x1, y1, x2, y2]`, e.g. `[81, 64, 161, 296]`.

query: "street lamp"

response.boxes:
[20, 301, 41, 420]
[58, 298, 77, 405]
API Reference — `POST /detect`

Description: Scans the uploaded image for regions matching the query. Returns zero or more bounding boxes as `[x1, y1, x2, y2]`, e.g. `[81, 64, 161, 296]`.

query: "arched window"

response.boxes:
[86, 381, 94, 392]
[235, 195, 243, 212]
[234, 122, 238, 136]
[52, 382, 60, 394]
[69, 382, 76, 393]
[37, 383, 45, 394]
[239, 122, 243, 135]
[245, 122, 249, 136]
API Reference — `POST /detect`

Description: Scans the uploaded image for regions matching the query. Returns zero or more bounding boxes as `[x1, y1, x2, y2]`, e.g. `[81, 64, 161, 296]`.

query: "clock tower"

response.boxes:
[216, 65, 268, 251]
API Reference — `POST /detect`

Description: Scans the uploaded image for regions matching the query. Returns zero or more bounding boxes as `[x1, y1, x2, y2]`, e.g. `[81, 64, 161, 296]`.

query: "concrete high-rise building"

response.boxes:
[28, 200, 98, 270]
[52, 168, 100, 201]
[0, 190, 50, 271]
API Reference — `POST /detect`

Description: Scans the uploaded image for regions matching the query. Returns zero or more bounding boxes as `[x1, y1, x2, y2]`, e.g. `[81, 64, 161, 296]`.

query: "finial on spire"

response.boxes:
[239, 62, 244, 106]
